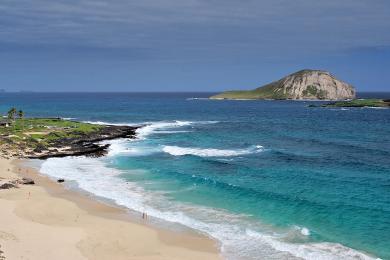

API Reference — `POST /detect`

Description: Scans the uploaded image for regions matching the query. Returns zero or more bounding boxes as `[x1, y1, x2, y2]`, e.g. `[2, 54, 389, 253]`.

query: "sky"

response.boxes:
[0, 0, 390, 92]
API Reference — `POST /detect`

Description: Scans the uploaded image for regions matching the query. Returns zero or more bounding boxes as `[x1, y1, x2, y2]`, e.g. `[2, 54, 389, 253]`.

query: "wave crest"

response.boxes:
[163, 145, 264, 157]
[136, 120, 218, 139]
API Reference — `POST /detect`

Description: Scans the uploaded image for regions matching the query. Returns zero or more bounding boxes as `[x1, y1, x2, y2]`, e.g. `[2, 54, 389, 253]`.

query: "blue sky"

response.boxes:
[0, 0, 389, 92]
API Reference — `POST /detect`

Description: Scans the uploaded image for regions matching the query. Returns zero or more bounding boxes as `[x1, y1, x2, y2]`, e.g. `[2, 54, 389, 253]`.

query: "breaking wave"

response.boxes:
[163, 145, 264, 157]
[135, 120, 218, 139]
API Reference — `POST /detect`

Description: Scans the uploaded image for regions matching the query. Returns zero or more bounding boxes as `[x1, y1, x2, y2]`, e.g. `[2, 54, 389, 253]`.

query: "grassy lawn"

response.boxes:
[0, 118, 103, 148]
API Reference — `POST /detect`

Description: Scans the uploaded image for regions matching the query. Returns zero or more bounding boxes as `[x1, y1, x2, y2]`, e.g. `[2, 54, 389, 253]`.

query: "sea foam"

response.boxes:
[135, 120, 218, 139]
[163, 145, 264, 157]
[83, 120, 218, 140]
[103, 139, 158, 157]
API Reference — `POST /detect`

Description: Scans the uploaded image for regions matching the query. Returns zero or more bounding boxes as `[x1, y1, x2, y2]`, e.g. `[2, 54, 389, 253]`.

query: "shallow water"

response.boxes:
[1, 92, 389, 259]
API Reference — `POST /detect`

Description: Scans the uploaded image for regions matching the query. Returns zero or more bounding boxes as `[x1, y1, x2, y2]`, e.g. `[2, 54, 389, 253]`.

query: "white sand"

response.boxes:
[0, 158, 221, 260]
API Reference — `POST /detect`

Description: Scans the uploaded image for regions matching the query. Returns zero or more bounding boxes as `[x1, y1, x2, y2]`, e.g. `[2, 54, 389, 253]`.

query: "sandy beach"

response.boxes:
[0, 158, 220, 260]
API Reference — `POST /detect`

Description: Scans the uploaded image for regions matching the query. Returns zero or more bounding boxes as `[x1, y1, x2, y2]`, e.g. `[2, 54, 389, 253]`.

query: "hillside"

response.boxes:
[210, 70, 356, 100]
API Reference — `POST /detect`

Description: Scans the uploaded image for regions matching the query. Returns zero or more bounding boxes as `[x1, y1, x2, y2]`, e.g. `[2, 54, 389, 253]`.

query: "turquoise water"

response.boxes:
[2, 93, 389, 259]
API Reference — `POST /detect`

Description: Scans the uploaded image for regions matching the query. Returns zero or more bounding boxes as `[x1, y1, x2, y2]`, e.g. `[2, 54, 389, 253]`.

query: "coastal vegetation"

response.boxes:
[210, 84, 289, 100]
[0, 113, 137, 158]
[0, 117, 103, 144]
[319, 99, 390, 108]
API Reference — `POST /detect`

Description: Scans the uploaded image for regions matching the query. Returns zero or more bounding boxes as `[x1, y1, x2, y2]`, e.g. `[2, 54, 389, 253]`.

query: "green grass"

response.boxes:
[0, 118, 103, 147]
[210, 81, 289, 100]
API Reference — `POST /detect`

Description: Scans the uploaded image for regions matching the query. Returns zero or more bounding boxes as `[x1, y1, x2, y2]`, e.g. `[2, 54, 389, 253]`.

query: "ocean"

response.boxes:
[1, 92, 389, 259]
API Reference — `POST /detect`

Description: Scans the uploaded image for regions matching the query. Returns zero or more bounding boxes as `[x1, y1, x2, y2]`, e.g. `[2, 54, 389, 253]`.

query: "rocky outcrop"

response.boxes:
[0, 178, 35, 189]
[0, 181, 17, 189]
[28, 125, 138, 159]
[318, 99, 390, 108]
[210, 69, 356, 100]
[16, 178, 35, 185]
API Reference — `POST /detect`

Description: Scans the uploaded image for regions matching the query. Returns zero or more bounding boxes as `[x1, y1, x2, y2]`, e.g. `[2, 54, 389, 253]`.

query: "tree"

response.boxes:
[18, 110, 25, 130]
[7, 107, 16, 121]
[18, 110, 24, 119]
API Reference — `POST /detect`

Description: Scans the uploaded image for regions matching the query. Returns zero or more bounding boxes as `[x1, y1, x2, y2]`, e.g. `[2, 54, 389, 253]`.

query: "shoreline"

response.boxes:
[0, 117, 138, 160]
[0, 158, 221, 260]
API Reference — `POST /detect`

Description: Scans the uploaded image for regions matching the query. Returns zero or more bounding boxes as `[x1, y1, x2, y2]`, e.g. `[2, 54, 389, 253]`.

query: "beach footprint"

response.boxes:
[0, 231, 18, 242]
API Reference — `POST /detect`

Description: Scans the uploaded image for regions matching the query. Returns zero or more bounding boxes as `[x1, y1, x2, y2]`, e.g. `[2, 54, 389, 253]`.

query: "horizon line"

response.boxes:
[2, 91, 390, 94]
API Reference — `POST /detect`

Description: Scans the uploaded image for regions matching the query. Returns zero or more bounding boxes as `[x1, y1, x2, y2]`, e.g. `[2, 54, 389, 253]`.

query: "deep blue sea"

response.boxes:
[1, 92, 389, 259]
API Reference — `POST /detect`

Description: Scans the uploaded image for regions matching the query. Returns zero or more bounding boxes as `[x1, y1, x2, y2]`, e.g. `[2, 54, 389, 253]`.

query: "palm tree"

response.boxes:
[18, 110, 24, 119]
[18, 110, 24, 130]
[7, 107, 16, 121]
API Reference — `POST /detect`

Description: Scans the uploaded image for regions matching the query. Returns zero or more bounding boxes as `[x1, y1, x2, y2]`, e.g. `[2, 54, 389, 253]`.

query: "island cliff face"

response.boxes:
[210, 70, 356, 100]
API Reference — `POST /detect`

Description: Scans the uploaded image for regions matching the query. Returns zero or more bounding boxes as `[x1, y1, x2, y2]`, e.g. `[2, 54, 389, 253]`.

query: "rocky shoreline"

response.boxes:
[0, 124, 139, 159]
[29, 125, 139, 159]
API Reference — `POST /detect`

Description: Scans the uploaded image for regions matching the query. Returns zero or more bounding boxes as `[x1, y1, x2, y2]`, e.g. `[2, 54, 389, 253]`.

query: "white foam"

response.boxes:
[163, 145, 264, 157]
[103, 139, 129, 156]
[186, 97, 210, 100]
[292, 226, 311, 236]
[39, 157, 376, 260]
[366, 107, 388, 110]
[136, 121, 189, 139]
[83, 120, 137, 126]
[84, 120, 194, 140]
[102, 139, 159, 157]
[300, 227, 310, 236]
[83, 120, 218, 140]
[135, 120, 218, 139]
[245, 229, 375, 260]
[87, 120, 219, 158]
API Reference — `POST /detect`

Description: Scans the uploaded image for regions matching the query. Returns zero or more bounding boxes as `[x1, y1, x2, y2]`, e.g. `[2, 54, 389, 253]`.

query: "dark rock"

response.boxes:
[20, 178, 35, 185]
[28, 125, 138, 159]
[9, 178, 35, 185]
[0, 182, 17, 189]
[0, 246, 4, 260]
[57, 179, 65, 183]
[33, 143, 47, 153]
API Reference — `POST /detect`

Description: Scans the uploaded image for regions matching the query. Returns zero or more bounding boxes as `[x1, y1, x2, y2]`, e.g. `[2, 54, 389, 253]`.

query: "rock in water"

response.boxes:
[210, 69, 355, 100]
